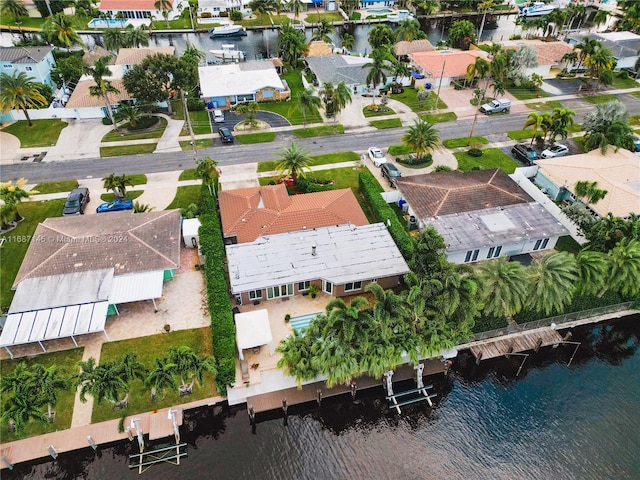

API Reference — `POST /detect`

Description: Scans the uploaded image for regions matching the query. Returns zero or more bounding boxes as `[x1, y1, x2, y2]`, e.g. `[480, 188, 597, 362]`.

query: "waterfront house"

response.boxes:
[98, 0, 188, 21]
[0, 46, 56, 88]
[198, 61, 290, 108]
[395, 169, 568, 263]
[408, 50, 488, 88]
[114, 46, 176, 72]
[226, 223, 410, 304]
[534, 148, 640, 219]
[567, 31, 640, 71]
[487, 39, 575, 78]
[394, 39, 435, 60]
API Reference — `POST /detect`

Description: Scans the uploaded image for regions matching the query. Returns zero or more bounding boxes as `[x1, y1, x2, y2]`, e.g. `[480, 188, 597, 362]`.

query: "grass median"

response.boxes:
[257, 151, 359, 172]
[2, 119, 68, 148]
[454, 148, 518, 174]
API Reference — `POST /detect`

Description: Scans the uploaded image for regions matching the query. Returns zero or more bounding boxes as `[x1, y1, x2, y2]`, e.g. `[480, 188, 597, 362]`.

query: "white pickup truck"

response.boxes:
[479, 98, 511, 115]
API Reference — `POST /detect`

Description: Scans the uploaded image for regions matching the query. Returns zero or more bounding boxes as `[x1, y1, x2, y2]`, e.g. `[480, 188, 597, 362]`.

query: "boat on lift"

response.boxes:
[209, 24, 247, 37]
[518, 1, 559, 17]
[210, 44, 246, 61]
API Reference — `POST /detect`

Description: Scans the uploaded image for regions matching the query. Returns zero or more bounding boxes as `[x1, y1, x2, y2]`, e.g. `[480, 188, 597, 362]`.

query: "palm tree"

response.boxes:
[478, 257, 529, 320]
[402, 118, 440, 159]
[362, 49, 391, 105]
[324, 296, 371, 343]
[466, 56, 490, 99]
[85, 55, 119, 127]
[277, 141, 312, 183]
[394, 18, 424, 42]
[133, 201, 153, 213]
[527, 251, 578, 315]
[1, 382, 48, 434]
[365, 282, 407, 339]
[288, 0, 304, 20]
[368, 24, 393, 51]
[155, 0, 173, 28]
[310, 19, 334, 43]
[103, 28, 126, 53]
[43, 13, 84, 50]
[76, 358, 129, 407]
[0, 71, 47, 126]
[319, 81, 336, 117]
[592, 9, 609, 30]
[333, 80, 352, 119]
[235, 101, 259, 128]
[102, 173, 134, 199]
[574, 180, 608, 207]
[574, 37, 601, 71]
[523, 111, 552, 145]
[0, 178, 36, 222]
[341, 32, 355, 52]
[278, 21, 307, 64]
[115, 103, 145, 129]
[1, 0, 27, 24]
[145, 357, 178, 401]
[391, 59, 411, 85]
[32, 364, 68, 421]
[602, 239, 640, 298]
[277, 329, 318, 387]
[196, 156, 219, 196]
[549, 106, 576, 143]
[167, 346, 217, 394]
[584, 46, 615, 84]
[575, 249, 608, 296]
[125, 25, 150, 48]
[295, 87, 322, 128]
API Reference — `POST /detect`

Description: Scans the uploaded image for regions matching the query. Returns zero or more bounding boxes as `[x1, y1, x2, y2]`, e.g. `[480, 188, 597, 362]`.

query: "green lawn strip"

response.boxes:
[1, 120, 68, 148]
[236, 13, 291, 27]
[102, 117, 168, 142]
[100, 190, 144, 202]
[293, 124, 344, 138]
[0, 348, 84, 440]
[236, 132, 276, 144]
[33, 180, 79, 194]
[181, 110, 211, 135]
[179, 169, 199, 181]
[419, 112, 457, 123]
[582, 94, 619, 105]
[370, 118, 402, 129]
[506, 87, 550, 100]
[350, 12, 361, 20]
[555, 235, 582, 254]
[389, 90, 448, 112]
[454, 148, 519, 174]
[442, 137, 489, 148]
[630, 91, 640, 99]
[525, 100, 564, 111]
[305, 12, 343, 22]
[150, 18, 196, 30]
[180, 139, 213, 150]
[388, 145, 411, 156]
[363, 106, 396, 117]
[100, 144, 157, 157]
[0, 199, 65, 310]
[170, 100, 184, 120]
[629, 115, 640, 126]
[166, 185, 202, 210]
[0, 15, 44, 29]
[93, 328, 216, 423]
[508, 129, 536, 141]
[127, 174, 147, 185]
[610, 75, 639, 89]
[257, 151, 359, 172]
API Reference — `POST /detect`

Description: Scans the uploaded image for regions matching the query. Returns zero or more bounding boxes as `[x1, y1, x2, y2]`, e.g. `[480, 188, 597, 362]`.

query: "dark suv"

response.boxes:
[511, 144, 538, 165]
[381, 162, 402, 187]
[218, 127, 234, 143]
[63, 187, 90, 216]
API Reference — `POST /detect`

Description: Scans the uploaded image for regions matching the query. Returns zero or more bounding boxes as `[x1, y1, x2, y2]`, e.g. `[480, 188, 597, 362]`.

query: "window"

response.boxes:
[494, 246, 502, 257]
[266, 284, 293, 299]
[472, 250, 479, 261]
[370, 278, 378, 283]
[541, 238, 549, 249]
[533, 239, 548, 251]
[344, 281, 362, 292]
[3, 64, 12, 68]
[323, 280, 333, 294]
[25, 66, 32, 71]
[248, 290, 262, 300]
[533, 239, 542, 250]
[487, 247, 495, 259]
[465, 250, 480, 263]
[298, 281, 310, 291]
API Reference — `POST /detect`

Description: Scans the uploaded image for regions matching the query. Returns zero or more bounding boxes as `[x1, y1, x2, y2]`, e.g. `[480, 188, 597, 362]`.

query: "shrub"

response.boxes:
[433, 165, 453, 172]
[200, 12, 212, 18]
[187, 98, 206, 111]
[229, 10, 242, 21]
[617, 70, 629, 79]
[359, 170, 413, 260]
[220, 10, 229, 17]
[468, 148, 482, 157]
[102, 117, 113, 125]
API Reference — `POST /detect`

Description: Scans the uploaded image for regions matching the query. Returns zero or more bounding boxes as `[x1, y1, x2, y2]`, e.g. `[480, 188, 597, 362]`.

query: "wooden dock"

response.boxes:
[246, 359, 446, 414]
[470, 327, 564, 362]
[148, 410, 183, 441]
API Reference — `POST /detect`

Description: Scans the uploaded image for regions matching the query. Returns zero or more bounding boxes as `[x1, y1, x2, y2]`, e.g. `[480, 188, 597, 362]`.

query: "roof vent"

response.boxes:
[311, 244, 317, 256]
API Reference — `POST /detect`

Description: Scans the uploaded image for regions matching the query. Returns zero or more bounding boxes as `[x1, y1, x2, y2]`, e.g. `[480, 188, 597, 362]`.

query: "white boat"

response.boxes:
[518, 1, 559, 17]
[210, 45, 246, 61]
[387, 9, 416, 23]
[209, 24, 247, 37]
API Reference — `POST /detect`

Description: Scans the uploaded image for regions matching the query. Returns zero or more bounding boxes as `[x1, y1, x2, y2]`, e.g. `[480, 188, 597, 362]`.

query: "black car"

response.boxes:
[511, 144, 539, 165]
[63, 187, 90, 216]
[218, 127, 234, 143]
[381, 162, 402, 187]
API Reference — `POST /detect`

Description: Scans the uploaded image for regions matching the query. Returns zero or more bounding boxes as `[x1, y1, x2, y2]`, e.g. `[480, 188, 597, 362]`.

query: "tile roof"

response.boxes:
[394, 39, 435, 56]
[65, 77, 130, 108]
[306, 41, 334, 57]
[395, 169, 533, 220]
[82, 46, 116, 67]
[498, 39, 574, 66]
[100, 0, 172, 10]
[535, 147, 640, 218]
[219, 183, 369, 243]
[409, 50, 487, 78]
[114, 47, 175, 65]
[0, 46, 53, 64]
[13, 210, 181, 288]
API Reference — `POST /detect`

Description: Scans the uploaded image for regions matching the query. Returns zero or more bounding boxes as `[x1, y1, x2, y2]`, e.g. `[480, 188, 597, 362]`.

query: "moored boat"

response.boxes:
[209, 45, 246, 61]
[518, 1, 559, 17]
[209, 25, 247, 37]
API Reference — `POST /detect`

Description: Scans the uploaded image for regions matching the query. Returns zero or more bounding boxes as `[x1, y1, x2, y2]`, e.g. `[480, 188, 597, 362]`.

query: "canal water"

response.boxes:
[5, 315, 639, 479]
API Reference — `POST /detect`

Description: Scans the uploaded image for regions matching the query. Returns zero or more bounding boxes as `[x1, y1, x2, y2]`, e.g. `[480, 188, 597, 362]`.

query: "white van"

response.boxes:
[213, 109, 224, 123]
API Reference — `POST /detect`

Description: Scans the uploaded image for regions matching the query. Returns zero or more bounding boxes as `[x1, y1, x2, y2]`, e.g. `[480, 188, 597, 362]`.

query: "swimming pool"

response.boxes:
[290, 312, 322, 332]
[87, 18, 129, 29]
[367, 8, 394, 14]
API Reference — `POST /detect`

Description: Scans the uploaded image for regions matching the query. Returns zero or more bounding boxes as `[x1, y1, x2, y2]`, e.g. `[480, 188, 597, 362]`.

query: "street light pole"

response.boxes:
[433, 61, 446, 111]
[181, 89, 198, 163]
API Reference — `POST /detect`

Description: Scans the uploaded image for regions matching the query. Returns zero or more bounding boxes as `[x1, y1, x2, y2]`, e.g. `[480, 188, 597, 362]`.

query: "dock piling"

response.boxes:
[87, 435, 97, 451]
[1, 455, 13, 470]
[46, 445, 57, 459]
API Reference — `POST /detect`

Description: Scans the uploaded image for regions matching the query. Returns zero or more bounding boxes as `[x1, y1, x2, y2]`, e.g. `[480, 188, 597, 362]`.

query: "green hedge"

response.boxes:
[358, 170, 414, 260]
[199, 185, 236, 394]
[513, 291, 625, 324]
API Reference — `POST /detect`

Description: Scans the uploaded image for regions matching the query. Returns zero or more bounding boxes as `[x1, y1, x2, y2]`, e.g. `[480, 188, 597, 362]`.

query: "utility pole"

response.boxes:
[181, 89, 198, 163]
[478, 7, 492, 43]
[433, 60, 446, 111]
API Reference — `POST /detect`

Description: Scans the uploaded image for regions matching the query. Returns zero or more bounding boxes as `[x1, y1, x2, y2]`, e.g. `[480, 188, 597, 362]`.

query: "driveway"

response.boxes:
[541, 78, 584, 96]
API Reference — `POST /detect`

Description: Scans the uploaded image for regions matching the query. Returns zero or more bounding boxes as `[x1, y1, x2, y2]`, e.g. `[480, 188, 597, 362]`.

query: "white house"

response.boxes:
[99, 0, 189, 21]
[567, 31, 640, 71]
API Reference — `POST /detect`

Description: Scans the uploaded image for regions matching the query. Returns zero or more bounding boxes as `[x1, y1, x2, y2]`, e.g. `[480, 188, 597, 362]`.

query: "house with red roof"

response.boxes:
[99, 0, 188, 22]
[409, 50, 488, 88]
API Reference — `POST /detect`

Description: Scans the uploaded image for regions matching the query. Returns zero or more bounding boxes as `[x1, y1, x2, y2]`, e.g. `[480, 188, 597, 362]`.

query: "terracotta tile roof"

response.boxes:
[82, 46, 115, 67]
[114, 47, 175, 65]
[66, 77, 130, 108]
[395, 169, 533, 220]
[13, 210, 181, 288]
[409, 50, 487, 78]
[306, 41, 334, 57]
[499, 39, 574, 66]
[394, 40, 435, 56]
[99, 0, 172, 10]
[219, 184, 369, 243]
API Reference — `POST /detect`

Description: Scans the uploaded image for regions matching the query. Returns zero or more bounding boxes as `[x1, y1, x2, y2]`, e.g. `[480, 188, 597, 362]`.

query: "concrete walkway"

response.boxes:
[153, 114, 185, 154]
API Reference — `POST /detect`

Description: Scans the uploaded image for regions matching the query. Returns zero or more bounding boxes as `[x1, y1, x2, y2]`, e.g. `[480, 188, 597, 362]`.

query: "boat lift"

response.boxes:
[384, 363, 437, 414]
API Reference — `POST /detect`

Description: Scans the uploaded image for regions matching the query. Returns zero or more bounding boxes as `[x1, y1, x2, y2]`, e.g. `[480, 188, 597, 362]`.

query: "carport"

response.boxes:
[234, 309, 274, 360]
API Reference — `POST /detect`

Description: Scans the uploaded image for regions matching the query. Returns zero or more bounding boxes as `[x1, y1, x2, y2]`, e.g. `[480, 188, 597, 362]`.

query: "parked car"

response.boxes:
[218, 127, 233, 143]
[633, 135, 640, 154]
[367, 147, 386, 167]
[213, 109, 224, 123]
[63, 187, 90, 216]
[479, 99, 511, 114]
[381, 162, 402, 187]
[541, 144, 569, 158]
[96, 199, 133, 213]
[511, 144, 539, 165]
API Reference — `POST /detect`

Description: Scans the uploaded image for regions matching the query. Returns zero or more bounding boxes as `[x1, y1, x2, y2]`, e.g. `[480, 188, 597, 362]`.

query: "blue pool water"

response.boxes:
[87, 18, 128, 29]
[289, 312, 321, 332]
[367, 8, 394, 14]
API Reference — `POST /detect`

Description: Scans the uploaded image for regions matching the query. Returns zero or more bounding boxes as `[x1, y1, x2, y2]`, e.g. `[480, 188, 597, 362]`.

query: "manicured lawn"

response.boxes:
[237, 13, 291, 27]
[388, 145, 411, 156]
[629, 115, 640, 126]
[151, 18, 196, 30]
[180, 139, 213, 150]
[257, 151, 359, 172]
[555, 235, 582, 254]
[128, 174, 148, 185]
[33, 180, 79, 194]
[305, 12, 343, 22]
[100, 144, 157, 157]
[0, 15, 44, 29]
[506, 87, 550, 100]
[258, 68, 321, 126]
[389, 89, 448, 112]
[102, 117, 167, 142]
[631, 91, 640, 99]
[93, 328, 216, 423]
[2, 120, 68, 148]
[442, 137, 489, 148]
[370, 118, 402, 129]
[508, 129, 536, 141]
[179, 169, 199, 181]
[180, 110, 211, 135]
[419, 112, 457, 123]
[610, 75, 639, 89]
[0, 199, 65, 310]
[0, 348, 84, 440]
[100, 190, 144, 202]
[525, 100, 564, 111]
[582, 94, 619, 105]
[363, 106, 396, 117]
[454, 148, 519, 174]
[236, 132, 276, 144]
[166, 185, 202, 210]
[293, 124, 344, 138]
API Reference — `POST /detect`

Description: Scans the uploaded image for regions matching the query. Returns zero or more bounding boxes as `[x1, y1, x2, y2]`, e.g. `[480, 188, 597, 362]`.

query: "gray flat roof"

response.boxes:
[226, 223, 409, 293]
[425, 203, 569, 251]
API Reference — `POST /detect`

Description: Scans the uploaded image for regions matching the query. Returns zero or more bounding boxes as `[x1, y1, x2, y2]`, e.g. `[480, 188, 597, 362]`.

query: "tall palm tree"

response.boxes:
[310, 18, 334, 43]
[549, 106, 576, 143]
[101, 172, 133, 199]
[43, 13, 84, 50]
[145, 357, 178, 401]
[76, 358, 129, 406]
[295, 87, 322, 127]
[155, 0, 173, 28]
[368, 24, 394, 50]
[125, 25, 150, 48]
[341, 32, 355, 52]
[466, 56, 490, 99]
[584, 45, 615, 84]
[277, 141, 312, 183]
[523, 111, 552, 145]
[1, 0, 27, 23]
[277, 329, 318, 387]
[592, 9, 609, 30]
[287, 0, 304, 20]
[527, 251, 578, 315]
[167, 346, 216, 394]
[0, 71, 47, 126]
[333, 80, 352, 119]
[85, 55, 119, 127]
[575, 249, 608, 296]
[391, 59, 411, 84]
[323, 296, 371, 343]
[402, 118, 440, 158]
[32, 364, 68, 421]
[394, 18, 424, 42]
[602, 239, 640, 298]
[1, 382, 48, 434]
[196, 156, 219, 197]
[362, 49, 391, 104]
[278, 21, 307, 64]
[103, 28, 126, 53]
[574, 37, 601, 70]
[477, 257, 529, 320]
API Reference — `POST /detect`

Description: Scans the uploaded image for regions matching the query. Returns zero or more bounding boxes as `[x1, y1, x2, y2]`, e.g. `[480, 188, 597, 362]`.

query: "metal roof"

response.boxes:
[108, 271, 164, 304]
[198, 62, 286, 98]
[425, 203, 569, 252]
[225, 223, 410, 293]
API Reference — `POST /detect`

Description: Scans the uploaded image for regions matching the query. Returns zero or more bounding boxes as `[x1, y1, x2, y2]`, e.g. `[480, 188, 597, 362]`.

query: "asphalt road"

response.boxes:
[3, 93, 640, 184]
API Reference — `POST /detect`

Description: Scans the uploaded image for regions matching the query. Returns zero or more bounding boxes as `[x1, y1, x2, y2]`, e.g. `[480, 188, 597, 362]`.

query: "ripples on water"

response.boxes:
[6, 316, 639, 480]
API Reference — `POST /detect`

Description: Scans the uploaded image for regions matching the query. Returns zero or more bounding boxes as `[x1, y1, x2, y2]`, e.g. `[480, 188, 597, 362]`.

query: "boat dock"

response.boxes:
[469, 327, 564, 363]
[246, 359, 446, 414]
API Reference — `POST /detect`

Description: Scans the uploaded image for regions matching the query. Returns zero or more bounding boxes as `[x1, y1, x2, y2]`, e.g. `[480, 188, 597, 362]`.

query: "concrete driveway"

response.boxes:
[541, 79, 584, 96]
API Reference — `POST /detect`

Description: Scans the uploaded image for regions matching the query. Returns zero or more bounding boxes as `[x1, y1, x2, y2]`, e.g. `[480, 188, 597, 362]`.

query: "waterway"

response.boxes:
[4, 315, 639, 479]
